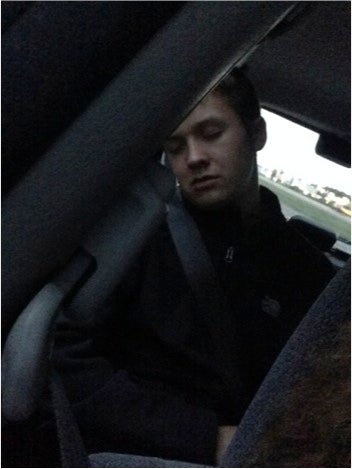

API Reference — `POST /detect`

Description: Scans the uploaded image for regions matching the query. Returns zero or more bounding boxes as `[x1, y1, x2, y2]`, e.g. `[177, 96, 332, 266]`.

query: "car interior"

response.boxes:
[2, 1, 351, 467]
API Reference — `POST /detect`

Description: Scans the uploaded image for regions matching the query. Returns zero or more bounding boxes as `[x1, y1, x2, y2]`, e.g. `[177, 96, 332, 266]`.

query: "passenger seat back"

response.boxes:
[221, 259, 351, 467]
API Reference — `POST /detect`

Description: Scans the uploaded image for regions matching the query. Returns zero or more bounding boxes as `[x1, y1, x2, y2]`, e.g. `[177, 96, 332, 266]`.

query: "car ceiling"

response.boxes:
[246, 1, 350, 165]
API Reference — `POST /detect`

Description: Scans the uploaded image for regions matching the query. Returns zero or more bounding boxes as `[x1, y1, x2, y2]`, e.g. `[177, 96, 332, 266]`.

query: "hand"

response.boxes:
[216, 425, 237, 464]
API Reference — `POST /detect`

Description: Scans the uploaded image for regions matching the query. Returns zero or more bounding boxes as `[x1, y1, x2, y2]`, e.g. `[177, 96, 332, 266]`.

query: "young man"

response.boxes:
[52, 69, 334, 465]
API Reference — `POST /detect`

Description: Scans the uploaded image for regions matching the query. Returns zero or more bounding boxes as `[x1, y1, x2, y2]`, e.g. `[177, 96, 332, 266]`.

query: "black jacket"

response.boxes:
[52, 187, 334, 465]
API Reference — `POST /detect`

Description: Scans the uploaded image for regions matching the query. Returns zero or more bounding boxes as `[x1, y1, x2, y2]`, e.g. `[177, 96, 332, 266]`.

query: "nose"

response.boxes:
[186, 139, 210, 170]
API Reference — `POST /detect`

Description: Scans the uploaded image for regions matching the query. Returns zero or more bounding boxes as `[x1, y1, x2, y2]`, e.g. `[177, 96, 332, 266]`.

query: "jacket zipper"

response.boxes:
[224, 246, 234, 263]
[221, 245, 234, 288]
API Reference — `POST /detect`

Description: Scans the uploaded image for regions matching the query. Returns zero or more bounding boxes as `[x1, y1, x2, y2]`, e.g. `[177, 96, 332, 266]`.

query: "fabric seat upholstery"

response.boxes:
[89, 452, 209, 468]
[221, 259, 350, 467]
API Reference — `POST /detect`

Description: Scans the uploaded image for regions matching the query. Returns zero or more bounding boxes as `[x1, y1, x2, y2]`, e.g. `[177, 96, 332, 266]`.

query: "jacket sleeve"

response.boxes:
[51, 295, 218, 465]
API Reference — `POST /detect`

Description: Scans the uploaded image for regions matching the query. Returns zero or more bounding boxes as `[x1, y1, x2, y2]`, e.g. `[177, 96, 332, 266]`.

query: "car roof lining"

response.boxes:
[246, 1, 351, 166]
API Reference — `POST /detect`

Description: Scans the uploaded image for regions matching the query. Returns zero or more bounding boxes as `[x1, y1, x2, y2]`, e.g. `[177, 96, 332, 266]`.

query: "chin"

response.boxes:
[190, 193, 229, 211]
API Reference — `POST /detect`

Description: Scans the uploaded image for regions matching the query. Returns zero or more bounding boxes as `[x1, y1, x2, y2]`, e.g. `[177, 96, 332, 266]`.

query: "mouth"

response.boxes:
[192, 175, 220, 191]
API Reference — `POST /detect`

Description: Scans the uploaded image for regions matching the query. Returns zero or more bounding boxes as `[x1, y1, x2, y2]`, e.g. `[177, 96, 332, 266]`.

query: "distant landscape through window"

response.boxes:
[258, 110, 351, 245]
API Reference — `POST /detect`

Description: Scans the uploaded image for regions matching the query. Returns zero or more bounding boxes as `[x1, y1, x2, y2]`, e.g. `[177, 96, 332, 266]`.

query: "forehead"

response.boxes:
[170, 91, 242, 137]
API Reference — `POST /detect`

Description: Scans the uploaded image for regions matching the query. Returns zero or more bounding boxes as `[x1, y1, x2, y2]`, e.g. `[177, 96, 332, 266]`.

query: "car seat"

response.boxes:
[221, 258, 351, 468]
[287, 215, 336, 253]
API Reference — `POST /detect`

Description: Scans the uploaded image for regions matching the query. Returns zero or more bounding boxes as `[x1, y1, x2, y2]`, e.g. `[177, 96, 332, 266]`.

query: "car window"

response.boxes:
[257, 109, 351, 253]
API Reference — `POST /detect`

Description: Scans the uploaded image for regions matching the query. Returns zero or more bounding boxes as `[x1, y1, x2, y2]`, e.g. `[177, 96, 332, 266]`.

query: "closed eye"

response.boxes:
[196, 120, 226, 141]
[202, 129, 223, 141]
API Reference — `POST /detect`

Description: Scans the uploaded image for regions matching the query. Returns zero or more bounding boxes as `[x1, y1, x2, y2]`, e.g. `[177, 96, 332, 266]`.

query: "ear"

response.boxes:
[252, 116, 267, 152]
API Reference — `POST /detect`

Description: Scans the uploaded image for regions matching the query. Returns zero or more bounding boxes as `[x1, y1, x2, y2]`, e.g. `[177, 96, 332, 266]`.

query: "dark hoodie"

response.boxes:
[50, 186, 334, 465]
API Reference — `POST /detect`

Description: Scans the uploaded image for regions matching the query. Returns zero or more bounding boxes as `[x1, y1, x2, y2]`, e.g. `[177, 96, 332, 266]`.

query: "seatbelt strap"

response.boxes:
[50, 372, 91, 468]
[166, 194, 242, 385]
[167, 194, 231, 316]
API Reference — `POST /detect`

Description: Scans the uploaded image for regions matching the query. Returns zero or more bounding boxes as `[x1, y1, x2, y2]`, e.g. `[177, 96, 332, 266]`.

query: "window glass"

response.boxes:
[257, 110, 351, 251]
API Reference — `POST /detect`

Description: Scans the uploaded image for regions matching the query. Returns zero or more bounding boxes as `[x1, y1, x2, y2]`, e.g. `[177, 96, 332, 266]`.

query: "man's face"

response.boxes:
[164, 91, 260, 210]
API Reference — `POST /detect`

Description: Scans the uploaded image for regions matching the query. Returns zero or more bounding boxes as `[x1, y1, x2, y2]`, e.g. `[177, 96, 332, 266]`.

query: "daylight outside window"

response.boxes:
[257, 110, 351, 251]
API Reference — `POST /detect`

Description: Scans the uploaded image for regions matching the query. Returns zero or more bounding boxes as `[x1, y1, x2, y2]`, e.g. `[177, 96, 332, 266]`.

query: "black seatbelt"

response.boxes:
[167, 194, 231, 317]
[166, 194, 242, 388]
[50, 372, 91, 468]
